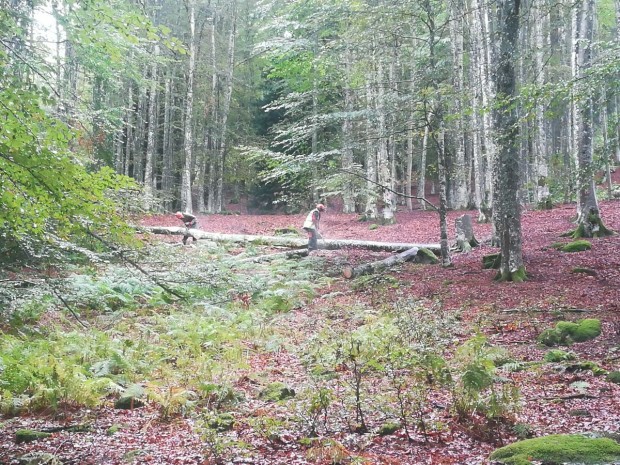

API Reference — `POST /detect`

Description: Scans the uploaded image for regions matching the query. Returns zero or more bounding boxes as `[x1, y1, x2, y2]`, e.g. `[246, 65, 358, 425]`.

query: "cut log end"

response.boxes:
[343, 266, 354, 279]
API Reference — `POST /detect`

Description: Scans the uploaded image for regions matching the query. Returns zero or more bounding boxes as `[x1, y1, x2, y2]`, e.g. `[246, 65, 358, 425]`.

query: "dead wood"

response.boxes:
[141, 226, 441, 253]
[343, 247, 419, 279]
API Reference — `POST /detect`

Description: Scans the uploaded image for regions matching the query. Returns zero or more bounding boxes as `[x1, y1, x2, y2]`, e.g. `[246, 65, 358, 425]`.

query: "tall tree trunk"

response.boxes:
[215, 4, 237, 213]
[438, 122, 452, 267]
[133, 83, 147, 184]
[162, 69, 174, 211]
[124, 82, 134, 177]
[468, 8, 484, 218]
[206, 13, 218, 213]
[472, 0, 495, 221]
[573, 0, 611, 237]
[364, 74, 378, 219]
[376, 58, 395, 224]
[418, 124, 429, 210]
[602, 93, 613, 200]
[342, 43, 356, 213]
[144, 44, 160, 211]
[534, 2, 550, 208]
[181, 0, 197, 213]
[492, 0, 525, 282]
[449, 0, 468, 209]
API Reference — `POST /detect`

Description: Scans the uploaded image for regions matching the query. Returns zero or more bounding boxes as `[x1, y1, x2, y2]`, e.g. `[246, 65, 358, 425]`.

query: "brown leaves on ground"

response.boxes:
[2, 201, 619, 464]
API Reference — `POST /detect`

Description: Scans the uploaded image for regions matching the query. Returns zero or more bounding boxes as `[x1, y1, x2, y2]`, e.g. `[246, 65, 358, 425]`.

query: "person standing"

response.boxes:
[302, 204, 326, 251]
[175, 211, 198, 245]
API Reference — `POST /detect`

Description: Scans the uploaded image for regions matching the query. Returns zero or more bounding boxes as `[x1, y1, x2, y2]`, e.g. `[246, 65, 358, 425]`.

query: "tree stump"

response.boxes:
[455, 214, 479, 252]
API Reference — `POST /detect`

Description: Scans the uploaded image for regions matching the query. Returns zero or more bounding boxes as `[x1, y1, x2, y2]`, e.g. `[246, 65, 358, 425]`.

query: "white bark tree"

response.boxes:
[180, 0, 197, 213]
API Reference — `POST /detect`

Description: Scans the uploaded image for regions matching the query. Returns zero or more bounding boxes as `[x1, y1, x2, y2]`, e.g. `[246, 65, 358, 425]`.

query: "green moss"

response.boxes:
[483, 253, 501, 269]
[368, 223, 379, 230]
[560, 240, 592, 252]
[377, 421, 401, 436]
[495, 266, 527, 283]
[416, 248, 439, 264]
[571, 319, 602, 342]
[258, 382, 295, 402]
[106, 424, 123, 436]
[537, 319, 601, 346]
[490, 434, 620, 465]
[538, 329, 562, 346]
[607, 371, 620, 384]
[15, 429, 52, 444]
[544, 349, 576, 363]
[571, 267, 597, 276]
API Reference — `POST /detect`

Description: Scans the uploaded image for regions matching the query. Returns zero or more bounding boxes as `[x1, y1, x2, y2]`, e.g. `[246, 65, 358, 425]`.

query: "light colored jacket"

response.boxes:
[303, 209, 320, 230]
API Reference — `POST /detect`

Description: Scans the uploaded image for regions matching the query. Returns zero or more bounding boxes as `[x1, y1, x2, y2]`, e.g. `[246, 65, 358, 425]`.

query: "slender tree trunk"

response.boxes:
[162, 69, 174, 211]
[468, 8, 484, 218]
[342, 43, 356, 213]
[364, 73, 378, 219]
[438, 123, 452, 267]
[418, 124, 429, 210]
[492, 0, 525, 282]
[181, 0, 197, 213]
[534, 2, 550, 208]
[449, 0, 468, 209]
[472, 0, 495, 221]
[124, 83, 134, 177]
[376, 58, 395, 224]
[573, 0, 610, 237]
[144, 44, 160, 211]
[602, 95, 613, 199]
[207, 13, 218, 213]
[215, 5, 237, 213]
[133, 83, 147, 184]
[406, 124, 414, 211]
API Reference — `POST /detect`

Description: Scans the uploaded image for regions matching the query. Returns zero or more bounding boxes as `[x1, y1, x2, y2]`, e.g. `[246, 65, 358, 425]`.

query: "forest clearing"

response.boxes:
[1, 200, 620, 464]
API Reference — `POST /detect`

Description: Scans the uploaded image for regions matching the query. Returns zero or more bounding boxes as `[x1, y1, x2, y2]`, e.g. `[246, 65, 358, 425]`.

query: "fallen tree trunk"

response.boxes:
[232, 249, 309, 265]
[343, 247, 419, 279]
[141, 226, 441, 253]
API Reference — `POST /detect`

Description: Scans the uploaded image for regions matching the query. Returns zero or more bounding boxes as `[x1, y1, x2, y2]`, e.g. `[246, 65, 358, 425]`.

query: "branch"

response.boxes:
[338, 167, 439, 212]
[84, 229, 187, 301]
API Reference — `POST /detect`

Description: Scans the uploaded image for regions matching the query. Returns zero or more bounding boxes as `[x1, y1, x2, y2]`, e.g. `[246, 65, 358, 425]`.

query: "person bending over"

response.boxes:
[175, 211, 198, 245]
[302, 203, 326, 251]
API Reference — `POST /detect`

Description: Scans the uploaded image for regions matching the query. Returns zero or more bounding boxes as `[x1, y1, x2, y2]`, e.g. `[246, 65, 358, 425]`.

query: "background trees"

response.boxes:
[2, 0, 619, 259]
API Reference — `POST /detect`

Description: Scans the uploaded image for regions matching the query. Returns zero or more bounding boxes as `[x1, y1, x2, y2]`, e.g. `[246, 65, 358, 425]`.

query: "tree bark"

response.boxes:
[143, 44, 159, 211]
[342, 247, 419, 279]
[449, 0, 468, 209]
[141, 226, 441, 253]
[573, 0, 611, 238]
[492, 0, 525, 282]
[181, 0, 197, 213]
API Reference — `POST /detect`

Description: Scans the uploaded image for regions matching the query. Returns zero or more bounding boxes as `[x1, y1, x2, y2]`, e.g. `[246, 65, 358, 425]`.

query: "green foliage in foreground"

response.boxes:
[490, 434, 620, 465]
[538, 319, 602, 346]
[0, 70, 136, 259]
[0, 245, 321, 414]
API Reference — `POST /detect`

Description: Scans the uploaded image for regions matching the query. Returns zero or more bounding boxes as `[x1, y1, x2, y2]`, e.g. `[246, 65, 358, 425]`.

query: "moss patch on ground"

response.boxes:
[537, 319, 601, 346]
[490, 434, 620, 465]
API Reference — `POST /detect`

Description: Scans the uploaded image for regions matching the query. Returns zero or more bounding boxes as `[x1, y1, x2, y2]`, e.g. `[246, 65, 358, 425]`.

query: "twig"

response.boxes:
[48, 285, 89, 329]
[338, 168, 439, 212]
[85, 229, 187, 301]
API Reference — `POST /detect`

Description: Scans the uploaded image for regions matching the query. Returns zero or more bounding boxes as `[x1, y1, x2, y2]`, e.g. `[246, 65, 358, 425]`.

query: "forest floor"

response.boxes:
[2, 200, 620, 465]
